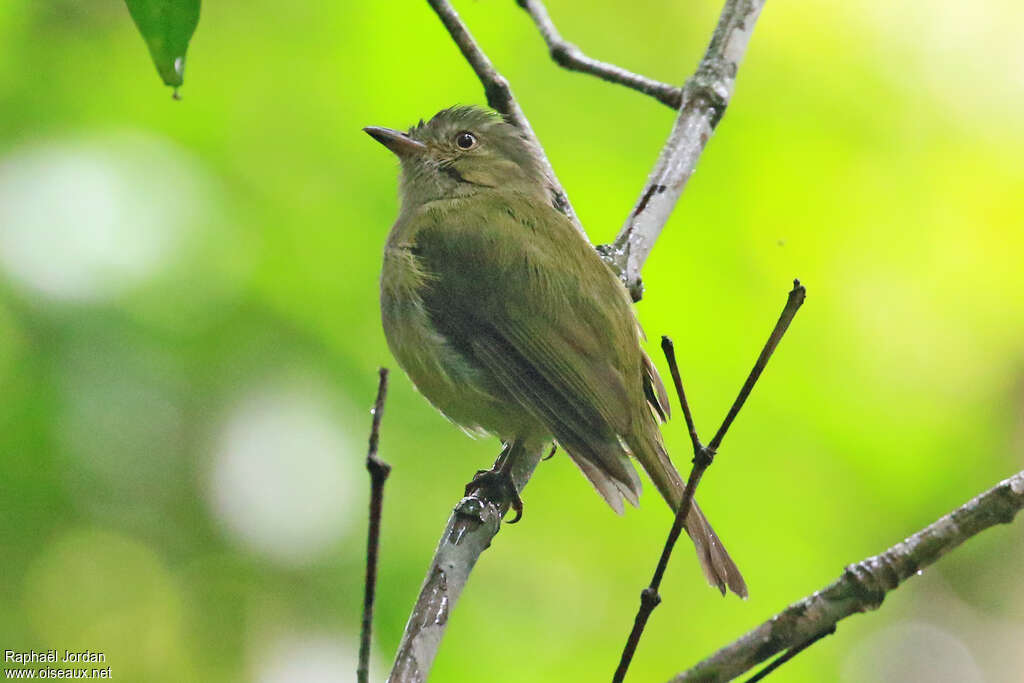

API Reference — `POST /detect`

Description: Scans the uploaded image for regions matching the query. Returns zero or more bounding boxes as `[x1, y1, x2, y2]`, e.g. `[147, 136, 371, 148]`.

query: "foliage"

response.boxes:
[123, 0, 200, 91]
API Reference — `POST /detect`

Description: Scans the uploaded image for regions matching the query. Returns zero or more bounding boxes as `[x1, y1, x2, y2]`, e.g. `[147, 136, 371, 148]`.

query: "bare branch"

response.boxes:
[606, 0, 766, 301]
[358, 368, 391, 683]
[516, 0, 683, 109]
[670, 470, 1024, 683]
[426, 0, 584, 235]
[614, 281, 805, 682]
[387, 445, 543, 682]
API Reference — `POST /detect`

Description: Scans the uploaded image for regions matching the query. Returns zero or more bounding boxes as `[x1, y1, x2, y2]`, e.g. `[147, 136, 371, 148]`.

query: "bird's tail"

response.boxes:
[627, 426, 748, 598]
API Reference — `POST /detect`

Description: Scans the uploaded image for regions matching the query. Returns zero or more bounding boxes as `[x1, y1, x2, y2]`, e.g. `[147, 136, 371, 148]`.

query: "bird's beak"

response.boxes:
[363, 126, 427, 158]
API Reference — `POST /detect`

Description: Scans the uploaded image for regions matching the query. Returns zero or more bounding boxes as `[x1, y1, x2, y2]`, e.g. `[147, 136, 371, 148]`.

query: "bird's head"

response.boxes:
[365, 106, 550, 207]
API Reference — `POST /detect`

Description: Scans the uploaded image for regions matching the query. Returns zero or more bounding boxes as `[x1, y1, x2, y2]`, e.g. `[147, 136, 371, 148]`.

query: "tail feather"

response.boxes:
[559, 433, 642, 514]
[569, 450, 635, 515]
[627, 427, 748, 598]
[685, 499, 748, 598]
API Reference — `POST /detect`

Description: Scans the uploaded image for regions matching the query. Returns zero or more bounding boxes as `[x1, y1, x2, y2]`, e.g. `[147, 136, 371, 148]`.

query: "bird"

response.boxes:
[365, 105, 746, 597]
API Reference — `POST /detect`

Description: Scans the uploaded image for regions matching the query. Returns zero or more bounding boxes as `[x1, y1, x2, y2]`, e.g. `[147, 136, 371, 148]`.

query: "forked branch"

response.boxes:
[608, 0, 767, 300]
[613, 281, 806, 682]
[671, 470, 1024, 682]
[517, 0, 683, 109]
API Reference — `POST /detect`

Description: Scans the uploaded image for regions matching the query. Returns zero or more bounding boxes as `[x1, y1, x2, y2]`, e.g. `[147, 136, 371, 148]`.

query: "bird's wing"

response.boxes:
[412, 195, 649, 510]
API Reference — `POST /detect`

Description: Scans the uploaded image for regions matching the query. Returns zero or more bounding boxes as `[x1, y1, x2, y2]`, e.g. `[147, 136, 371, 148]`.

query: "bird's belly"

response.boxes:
[380, 247, 535, 438]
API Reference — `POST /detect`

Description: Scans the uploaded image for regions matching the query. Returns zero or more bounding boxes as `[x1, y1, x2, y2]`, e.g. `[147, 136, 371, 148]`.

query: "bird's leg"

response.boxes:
[464, 440, 524, 523]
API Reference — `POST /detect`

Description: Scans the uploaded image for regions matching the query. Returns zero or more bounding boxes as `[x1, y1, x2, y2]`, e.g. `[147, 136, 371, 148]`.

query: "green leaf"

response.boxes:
[124, 0, 201, 92]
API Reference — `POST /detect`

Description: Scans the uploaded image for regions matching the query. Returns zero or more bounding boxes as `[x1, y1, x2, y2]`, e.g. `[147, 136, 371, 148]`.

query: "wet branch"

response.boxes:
[358, 368, 391, 683]
[516, 0, 683, 109]
[607, 0, 767, 301]
[613, 281, 806, 682]
[670, 470, 1024, 683]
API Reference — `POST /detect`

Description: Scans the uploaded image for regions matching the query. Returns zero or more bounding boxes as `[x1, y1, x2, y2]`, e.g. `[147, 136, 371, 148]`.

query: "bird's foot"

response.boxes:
[464, 468, 523, 523]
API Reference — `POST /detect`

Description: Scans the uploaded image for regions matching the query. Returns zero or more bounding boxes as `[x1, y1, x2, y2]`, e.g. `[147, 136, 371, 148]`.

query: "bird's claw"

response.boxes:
[464, 468, 524, 523]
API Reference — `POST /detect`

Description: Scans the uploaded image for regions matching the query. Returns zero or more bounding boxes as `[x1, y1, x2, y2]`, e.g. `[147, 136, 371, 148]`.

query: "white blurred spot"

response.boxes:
[208, 384, 358, 566]
[842, 621, 983, 683]
[256, 634, 360, 683]
[0, 133, 206, 302]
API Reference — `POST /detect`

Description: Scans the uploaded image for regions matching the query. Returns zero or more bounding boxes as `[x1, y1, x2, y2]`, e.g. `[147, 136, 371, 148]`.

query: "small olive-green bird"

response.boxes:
[366, 106, 746, 597]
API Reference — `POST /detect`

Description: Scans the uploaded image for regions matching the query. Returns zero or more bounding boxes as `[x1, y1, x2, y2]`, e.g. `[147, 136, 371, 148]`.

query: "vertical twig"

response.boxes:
[358, 368, 391, 683]
[613, 281, 806, 682]
[662, 336, 705, 456]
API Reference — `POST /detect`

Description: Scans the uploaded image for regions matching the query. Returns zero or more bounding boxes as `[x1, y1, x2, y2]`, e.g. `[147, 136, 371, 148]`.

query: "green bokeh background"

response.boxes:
[2, 0, 1023, 681]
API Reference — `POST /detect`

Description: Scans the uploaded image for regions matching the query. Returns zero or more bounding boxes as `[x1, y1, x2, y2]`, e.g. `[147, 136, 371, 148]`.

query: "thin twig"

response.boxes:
[743, 625, 835, 683]
[709, 280, 806, 451]
[671, 470, 1024, 682]
[426, 0, 584, 235]
[661, 336, 703, 455]
[613, 416, 710, 683]
[516, 0, 683, 109]
[358, 368, 391, 683]
[614, 281, 806, 682]
[606, 0, 767, 301]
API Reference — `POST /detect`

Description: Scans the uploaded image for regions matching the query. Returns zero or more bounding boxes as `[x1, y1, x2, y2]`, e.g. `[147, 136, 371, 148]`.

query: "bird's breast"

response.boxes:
[380, 244, 449, 384]
[380, 244, 522, 437]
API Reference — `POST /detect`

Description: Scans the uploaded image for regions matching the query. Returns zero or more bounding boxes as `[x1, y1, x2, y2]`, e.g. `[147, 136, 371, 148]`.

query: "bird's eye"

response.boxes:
[455, 131, 477, 150]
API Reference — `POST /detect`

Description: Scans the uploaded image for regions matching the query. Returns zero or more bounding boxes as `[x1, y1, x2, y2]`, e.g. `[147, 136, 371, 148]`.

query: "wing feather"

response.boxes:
[413, 196, 647, 505]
